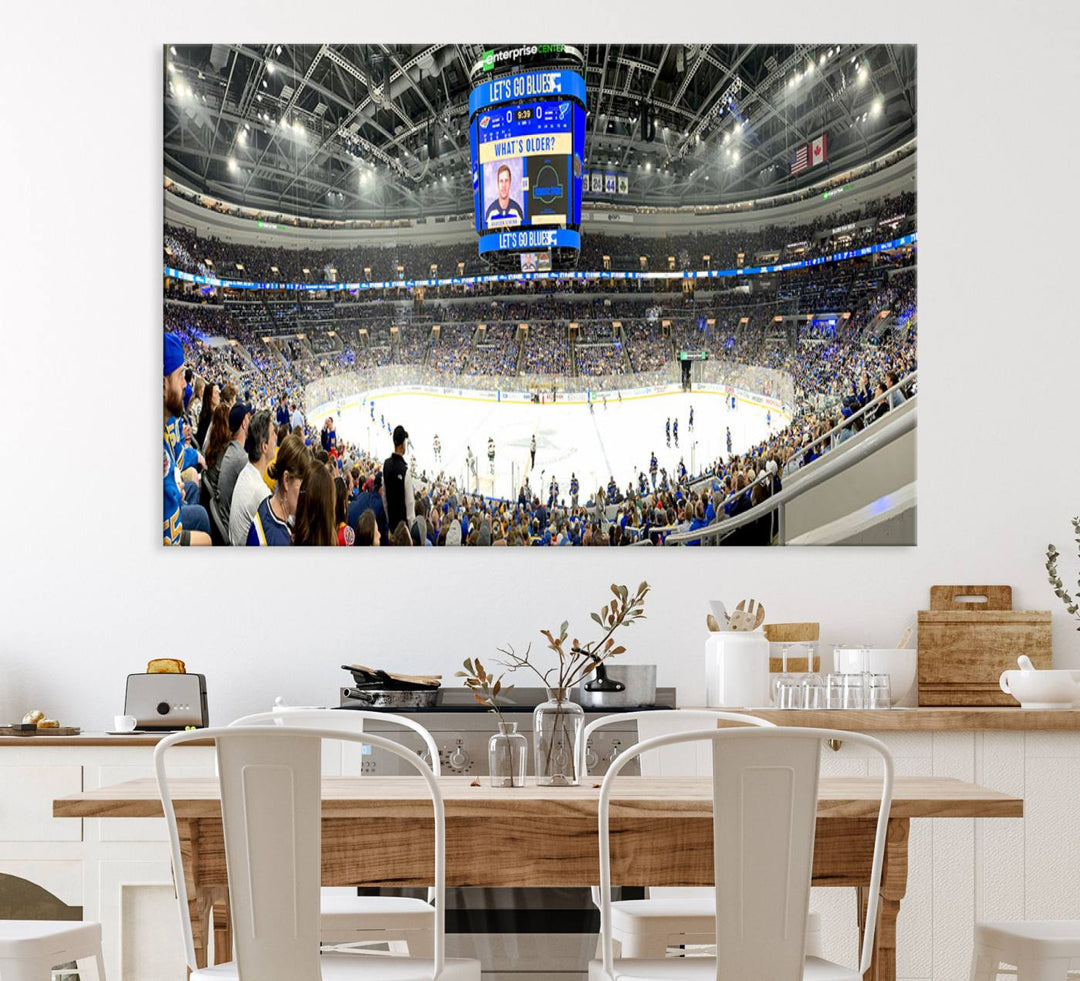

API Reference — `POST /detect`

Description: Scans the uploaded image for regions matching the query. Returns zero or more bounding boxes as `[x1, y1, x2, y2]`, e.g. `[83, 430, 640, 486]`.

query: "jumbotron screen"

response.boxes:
[469, 69, 586, 255]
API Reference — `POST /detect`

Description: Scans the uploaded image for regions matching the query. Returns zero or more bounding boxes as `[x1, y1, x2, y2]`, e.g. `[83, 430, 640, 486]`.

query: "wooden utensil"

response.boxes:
[706, 614, 722, 632]
[895, 626, 913, 649]
[730, 599, 765, 631]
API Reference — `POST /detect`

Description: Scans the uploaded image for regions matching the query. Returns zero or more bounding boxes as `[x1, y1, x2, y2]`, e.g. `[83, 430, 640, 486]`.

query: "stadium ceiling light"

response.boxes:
[819, 53, 826, 66]
[228, 157, 237, 172]
[167, 62, 175, 73]
[276, 45, 282, 55]
[266, 61, 275, 74]
[170, 45, 177, 55]
[733, 150, 740, 162]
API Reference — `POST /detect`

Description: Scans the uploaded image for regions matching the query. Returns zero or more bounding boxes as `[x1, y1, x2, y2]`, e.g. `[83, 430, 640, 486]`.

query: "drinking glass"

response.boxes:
[841, 673, 866, 709]
[826, 673, 846, 709]
[800, 674, 826, 709]
[775, 676, 803, 709]
[868, 674, 893, 710]
[773, 645, 798, 706]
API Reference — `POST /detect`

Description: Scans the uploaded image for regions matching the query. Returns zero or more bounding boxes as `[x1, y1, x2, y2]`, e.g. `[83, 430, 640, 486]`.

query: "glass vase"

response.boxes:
[488, 721, 528, 788]
[533, 687, 584, 786]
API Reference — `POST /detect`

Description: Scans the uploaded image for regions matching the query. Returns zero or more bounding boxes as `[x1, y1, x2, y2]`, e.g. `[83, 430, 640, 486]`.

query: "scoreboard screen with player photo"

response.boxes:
[470, 69, 586, 234]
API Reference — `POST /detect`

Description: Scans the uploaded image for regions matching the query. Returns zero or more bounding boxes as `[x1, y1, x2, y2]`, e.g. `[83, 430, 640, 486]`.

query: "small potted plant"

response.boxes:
[457, 657, 527, 788]
[494, 582, 650, 786]
[1046, 518, 1080, 630]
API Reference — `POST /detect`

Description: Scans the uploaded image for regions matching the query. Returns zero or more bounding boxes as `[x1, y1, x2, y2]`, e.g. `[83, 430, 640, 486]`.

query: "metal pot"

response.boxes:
[340, 688, 439, 708]
[576, 664, 657, 709]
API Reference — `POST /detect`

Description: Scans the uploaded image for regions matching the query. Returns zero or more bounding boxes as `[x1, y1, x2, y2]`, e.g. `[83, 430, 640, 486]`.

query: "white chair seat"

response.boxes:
[588, 954, 860, 980]
[0, 921, 100, 959]
[974, 920, 1080, 960]
[321, 895, 434, 931]
[192, 953, 480, 980]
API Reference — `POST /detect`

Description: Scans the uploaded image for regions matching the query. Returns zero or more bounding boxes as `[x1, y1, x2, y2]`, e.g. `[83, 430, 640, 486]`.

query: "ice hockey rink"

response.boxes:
[312, 387, 787, 502]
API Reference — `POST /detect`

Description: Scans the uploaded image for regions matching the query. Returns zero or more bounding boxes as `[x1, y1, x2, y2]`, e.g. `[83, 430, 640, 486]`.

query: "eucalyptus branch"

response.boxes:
[1046, 518, 1080, 628]
[493, 643, 552, 687]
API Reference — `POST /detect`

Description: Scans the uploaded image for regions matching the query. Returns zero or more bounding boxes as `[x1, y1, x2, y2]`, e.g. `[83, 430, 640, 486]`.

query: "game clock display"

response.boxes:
[469, 69, 586, 235]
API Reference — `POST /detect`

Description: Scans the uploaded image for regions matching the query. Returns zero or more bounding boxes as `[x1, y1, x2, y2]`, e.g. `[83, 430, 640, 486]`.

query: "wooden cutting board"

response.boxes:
[917, 585, 1052, 705]
[0, 726, 81, 737]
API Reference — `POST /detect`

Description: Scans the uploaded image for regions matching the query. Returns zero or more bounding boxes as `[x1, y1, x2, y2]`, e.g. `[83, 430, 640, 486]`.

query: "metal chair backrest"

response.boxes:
[230, 707, 441, 776]
[579, 709, 774, 779]
[154, 725, 446, 981]
[595, 726, 893, 980]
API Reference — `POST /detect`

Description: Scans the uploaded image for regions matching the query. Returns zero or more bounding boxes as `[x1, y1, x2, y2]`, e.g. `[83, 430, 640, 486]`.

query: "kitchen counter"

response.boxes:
[0, 732, 212, 747]
[683, 706, 1080, 730]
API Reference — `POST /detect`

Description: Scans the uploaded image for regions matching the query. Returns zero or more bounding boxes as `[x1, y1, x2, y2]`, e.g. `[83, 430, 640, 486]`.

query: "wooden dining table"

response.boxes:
[54, 775, 1022, 981]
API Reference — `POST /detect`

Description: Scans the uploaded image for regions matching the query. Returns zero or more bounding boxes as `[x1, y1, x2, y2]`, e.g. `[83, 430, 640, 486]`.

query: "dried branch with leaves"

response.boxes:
[456, 657, 515, 722]
[495, 581, 651, 691]
[1046, 517, 1080, 630]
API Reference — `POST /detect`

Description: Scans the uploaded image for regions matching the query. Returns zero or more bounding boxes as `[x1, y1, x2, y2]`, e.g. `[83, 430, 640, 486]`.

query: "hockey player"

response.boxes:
[665, 417, 671, 447]
[530, 434, 536, 469]
[487, 437, 495, 475]
[649, 452, 658, 491]
[689, 405, 694, 431]
[570, 472, 579, 508]
[673, 418, 679, 447]
[726, 426, 733, 456]
[433, 433, 441, 462]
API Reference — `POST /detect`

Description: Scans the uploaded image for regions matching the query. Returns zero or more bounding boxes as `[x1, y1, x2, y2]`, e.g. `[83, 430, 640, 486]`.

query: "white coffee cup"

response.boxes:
[113, 715, 138, 732]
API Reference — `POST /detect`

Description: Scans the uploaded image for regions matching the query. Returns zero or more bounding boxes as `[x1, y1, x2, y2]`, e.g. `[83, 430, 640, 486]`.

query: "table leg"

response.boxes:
[857, 818, 909, 981]
[177, 819, 226, 971]
[211, 886, 232, 964]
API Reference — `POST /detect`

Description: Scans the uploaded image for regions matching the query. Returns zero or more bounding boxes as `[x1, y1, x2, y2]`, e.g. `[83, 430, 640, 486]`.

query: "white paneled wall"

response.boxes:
[812, 730, 1080, 981]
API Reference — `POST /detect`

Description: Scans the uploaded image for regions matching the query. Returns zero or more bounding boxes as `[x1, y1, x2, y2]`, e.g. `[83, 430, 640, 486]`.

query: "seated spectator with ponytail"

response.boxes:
[247, 433, 309, 546]
[293, 465, 338, 546]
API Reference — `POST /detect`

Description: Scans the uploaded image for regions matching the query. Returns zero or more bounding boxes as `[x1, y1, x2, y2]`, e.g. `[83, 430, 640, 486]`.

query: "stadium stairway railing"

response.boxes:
[664, 395, 916, 546]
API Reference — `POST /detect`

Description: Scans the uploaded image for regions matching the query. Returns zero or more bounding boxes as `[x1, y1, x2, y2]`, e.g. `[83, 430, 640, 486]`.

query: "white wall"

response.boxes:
[4, 1, 1080, 730]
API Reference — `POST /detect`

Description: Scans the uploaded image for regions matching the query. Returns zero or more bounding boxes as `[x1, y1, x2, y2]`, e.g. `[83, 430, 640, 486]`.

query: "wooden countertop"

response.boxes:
[0, 733, 212, 747]
[53, 774, 1023, 821]
[684, 707, 1080, 730]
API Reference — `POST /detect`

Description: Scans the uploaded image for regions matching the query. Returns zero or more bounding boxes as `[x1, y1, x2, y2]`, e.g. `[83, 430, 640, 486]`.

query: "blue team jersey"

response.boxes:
[163, 422, 183, 545]
[247, 497, 292, 546]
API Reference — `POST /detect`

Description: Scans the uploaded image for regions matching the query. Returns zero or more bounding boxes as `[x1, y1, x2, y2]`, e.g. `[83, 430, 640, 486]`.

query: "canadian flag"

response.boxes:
[810, 133, 827, 167]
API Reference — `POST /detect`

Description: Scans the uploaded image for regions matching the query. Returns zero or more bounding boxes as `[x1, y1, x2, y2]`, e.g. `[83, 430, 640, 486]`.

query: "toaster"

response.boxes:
[124, 673, 209, 730]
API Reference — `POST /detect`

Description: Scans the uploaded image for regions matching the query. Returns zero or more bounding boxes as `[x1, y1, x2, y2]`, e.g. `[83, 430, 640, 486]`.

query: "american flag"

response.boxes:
[791, 143, 809, 175]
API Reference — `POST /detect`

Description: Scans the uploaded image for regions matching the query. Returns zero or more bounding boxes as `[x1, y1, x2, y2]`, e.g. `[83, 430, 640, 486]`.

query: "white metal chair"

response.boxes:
[229, 709, 439, 956]
[589, 726, 894, 981]
[0, 921, 105, 981]
[969, 921, 1080, 980]
[155, 725, 480, 980]
[580, 711, 822, 959]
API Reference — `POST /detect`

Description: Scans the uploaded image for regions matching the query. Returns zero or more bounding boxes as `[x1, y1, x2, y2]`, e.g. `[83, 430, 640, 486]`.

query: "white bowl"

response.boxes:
[999, 669, 1080, 709]
[833, 648, 918, 707]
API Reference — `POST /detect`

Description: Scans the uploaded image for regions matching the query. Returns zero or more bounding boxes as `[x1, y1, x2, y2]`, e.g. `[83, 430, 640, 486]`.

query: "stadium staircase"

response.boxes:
[665, 372, 917, 547]
[570, 330, 578, 377]
[615, 324, 633, 373]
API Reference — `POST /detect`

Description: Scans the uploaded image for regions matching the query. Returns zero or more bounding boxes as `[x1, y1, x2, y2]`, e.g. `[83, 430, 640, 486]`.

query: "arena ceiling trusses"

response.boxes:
[164, 43, 915, 221]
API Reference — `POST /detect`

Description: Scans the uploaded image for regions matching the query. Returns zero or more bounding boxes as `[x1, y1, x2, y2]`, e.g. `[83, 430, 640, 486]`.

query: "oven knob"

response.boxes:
[585, 746, 600, 770]
[447, 746, 471, 771]
[156, 702, 171, 716]
[606, 745, 621, 764]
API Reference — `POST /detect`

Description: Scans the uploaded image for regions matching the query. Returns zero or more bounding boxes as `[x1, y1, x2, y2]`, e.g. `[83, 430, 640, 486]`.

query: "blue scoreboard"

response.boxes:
[469, 67, 586, 262]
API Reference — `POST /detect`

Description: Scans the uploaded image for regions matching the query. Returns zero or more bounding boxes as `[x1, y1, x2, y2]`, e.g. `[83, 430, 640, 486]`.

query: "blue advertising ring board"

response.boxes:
[469, 70, 586, 118]
[477, 228, 581, 254]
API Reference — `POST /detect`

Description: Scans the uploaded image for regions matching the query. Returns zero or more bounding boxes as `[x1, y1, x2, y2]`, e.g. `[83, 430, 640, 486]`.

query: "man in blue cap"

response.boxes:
[164, 334, 211, 546]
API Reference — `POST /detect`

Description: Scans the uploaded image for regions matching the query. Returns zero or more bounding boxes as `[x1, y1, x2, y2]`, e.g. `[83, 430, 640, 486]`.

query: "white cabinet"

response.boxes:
[0, 766, 83, 841]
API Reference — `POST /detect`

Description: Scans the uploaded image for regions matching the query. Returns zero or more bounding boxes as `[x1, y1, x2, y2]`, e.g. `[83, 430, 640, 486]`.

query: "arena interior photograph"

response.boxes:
[7, 2, 1080, 980]
[163, 42, 917, 548]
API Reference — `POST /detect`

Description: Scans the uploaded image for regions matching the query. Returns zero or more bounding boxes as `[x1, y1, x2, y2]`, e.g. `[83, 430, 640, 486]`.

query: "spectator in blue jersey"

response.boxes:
[247, 433, 309, 546]
[163, 334, 210, 546]
[183, 369, 194, 410]
[484, 165, 524, 225]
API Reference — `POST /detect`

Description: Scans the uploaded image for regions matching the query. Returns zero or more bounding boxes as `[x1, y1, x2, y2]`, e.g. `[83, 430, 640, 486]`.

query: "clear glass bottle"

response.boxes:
[533, 687, 584, 786]
[488, 721, 528, 788]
